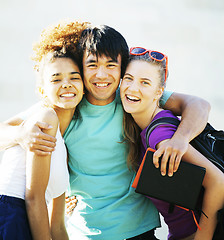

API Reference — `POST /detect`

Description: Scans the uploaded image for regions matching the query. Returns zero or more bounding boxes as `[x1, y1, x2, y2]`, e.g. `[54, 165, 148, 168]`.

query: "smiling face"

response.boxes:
[39, 57, 84, 110]
[120, 60, 164, 120]
[82, 51, 122, 106]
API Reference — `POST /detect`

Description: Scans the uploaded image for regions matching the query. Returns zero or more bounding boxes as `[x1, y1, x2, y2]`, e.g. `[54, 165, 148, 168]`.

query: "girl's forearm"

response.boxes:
[51, 226, 69, 240]
[195, 177, 224, 240]
[26, 196, 51, 240]
[50, 194, 69, 240]
[182, 146, 224, 240]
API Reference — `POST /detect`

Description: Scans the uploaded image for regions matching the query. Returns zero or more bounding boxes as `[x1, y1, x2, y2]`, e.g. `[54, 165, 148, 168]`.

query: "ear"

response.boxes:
[154, 86, 164, 101]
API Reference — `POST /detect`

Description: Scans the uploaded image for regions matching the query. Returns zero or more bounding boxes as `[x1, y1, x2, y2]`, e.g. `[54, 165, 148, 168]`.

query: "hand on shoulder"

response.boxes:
[18, 106, 58, 155]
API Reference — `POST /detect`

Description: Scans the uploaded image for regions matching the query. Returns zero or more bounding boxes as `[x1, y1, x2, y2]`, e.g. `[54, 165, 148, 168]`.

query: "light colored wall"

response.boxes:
[0, 0, 224, 237]
[1, 0, 223, 125]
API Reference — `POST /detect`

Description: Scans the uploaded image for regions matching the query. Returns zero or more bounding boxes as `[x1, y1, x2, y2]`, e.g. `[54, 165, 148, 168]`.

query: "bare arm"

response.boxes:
[164, 92, 210, 140]
[153, 92, 211, 176]
[49, 193, 69, 240]
[25, 109, 58, 240]
[0, 118, 23, 151]
[0, 116, 56, 154]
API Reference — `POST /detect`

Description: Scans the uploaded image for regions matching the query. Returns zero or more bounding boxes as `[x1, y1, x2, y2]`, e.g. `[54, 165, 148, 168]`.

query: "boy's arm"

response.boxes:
[0, 118, 24, 151]
[0, 117, 56, 155]
[164, 92, 210, 139]
[154, 92, 211, 176]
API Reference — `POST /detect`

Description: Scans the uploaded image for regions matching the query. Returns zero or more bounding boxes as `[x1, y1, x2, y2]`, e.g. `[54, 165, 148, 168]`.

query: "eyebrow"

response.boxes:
[51, 71, 81, 77]
[141, 77, 152, 82]
[85, 58, 118, 64]
[85, 59, 97, 64]
[124, 73, 133, 77]
[124, 73, 152, 82]
[107, 59, 118, 63]
[70, 71, 81, 75]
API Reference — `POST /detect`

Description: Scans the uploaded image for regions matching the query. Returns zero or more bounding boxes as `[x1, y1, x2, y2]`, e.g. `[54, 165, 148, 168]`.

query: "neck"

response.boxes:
[132, 104, 162, 130]
[86, 93, 116, 106]
[53, 107, 75, 135]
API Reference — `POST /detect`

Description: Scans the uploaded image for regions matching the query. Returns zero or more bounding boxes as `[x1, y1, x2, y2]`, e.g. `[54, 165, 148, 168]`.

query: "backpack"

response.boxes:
[145, 117, 224, 173]
[145, 117, 224, 240]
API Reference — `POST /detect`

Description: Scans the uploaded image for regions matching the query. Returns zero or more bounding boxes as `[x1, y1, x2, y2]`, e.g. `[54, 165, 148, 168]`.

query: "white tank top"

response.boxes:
[0, 127, 69, 204]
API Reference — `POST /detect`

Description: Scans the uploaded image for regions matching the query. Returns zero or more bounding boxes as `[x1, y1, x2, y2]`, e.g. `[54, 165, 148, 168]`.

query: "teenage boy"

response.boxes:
[0, 25, 210, 240]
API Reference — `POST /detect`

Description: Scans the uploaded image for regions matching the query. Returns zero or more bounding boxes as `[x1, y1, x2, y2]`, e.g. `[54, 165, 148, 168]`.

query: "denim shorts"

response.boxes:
[0, 195, 32, 240]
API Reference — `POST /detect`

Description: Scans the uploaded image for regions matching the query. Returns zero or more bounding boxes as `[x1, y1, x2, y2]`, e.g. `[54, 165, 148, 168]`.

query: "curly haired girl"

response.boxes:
[0, 19, 89, 240]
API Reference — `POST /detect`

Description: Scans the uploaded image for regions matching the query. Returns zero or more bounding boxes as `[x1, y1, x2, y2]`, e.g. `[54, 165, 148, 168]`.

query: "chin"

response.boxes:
[123, 106, 133, 114]
[57, 103, 75, 109]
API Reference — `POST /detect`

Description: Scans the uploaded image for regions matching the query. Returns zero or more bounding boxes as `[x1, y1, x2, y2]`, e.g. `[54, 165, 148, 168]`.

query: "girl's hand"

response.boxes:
[65, 195, 78, 216]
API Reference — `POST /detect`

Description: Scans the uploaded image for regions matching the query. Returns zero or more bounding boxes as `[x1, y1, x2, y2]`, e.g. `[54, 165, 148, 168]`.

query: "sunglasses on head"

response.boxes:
[130, 47, 168, 83]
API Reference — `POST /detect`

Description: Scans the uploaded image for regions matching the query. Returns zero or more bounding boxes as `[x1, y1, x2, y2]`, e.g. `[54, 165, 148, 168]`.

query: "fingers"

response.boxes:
[154, 147, 184, 177]
[65, 196, 78, 215]
[173, 154, 181, 173]
[160, 151, 170, 176]
[27, 136, 56, 155]
[28, 125, 56, 154]
[153, 147, 171, 176]
[19, 120, 57, 155]
[153, 138, 188, 177]
[65, 195, 77, 203]
[153, 149, 162, 169]
[167, 152, 182, 177]
[34, 128, 57, 143]
[167, 153, 176, 177]
[35, 121, 53, 130]
[32, 134, 56, 148]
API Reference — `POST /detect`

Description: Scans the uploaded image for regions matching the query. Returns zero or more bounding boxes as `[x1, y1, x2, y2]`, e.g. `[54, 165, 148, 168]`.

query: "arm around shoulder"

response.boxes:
[153, 92, 211, 176]
[0, 103, 56, 153]
[0, 117, 24, 151]
[164, 92, 211, 139]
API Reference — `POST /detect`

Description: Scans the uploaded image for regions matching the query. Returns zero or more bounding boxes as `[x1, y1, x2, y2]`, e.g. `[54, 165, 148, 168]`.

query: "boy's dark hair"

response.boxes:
[77, 25, 129, 78]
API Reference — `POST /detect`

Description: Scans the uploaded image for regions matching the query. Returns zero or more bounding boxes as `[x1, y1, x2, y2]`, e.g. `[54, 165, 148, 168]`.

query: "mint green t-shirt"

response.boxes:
[64, 90, 172, 240]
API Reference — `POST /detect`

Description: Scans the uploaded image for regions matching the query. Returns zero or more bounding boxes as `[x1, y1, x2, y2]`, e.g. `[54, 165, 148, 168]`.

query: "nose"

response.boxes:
[62, 79, 72, 88]
[96, 66, 108, 79]
[128, 79, 139, 92]
[62, 83, 72, 88]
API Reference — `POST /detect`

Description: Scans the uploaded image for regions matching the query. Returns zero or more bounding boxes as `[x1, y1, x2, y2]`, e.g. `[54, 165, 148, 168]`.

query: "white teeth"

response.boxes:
[95, 83, 109, 87]
[126, 95, 140, 101]
[60, 93, 75, 97]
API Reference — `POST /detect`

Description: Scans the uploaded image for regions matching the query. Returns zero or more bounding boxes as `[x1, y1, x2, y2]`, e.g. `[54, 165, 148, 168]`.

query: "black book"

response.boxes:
[135, 148, 206, 210]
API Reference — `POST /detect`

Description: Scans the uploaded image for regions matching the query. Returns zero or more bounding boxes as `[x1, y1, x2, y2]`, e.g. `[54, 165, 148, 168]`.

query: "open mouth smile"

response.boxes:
[60, 93, 76, 98]
[126, 94, 140, 102]
[94, 83, 111, 88]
